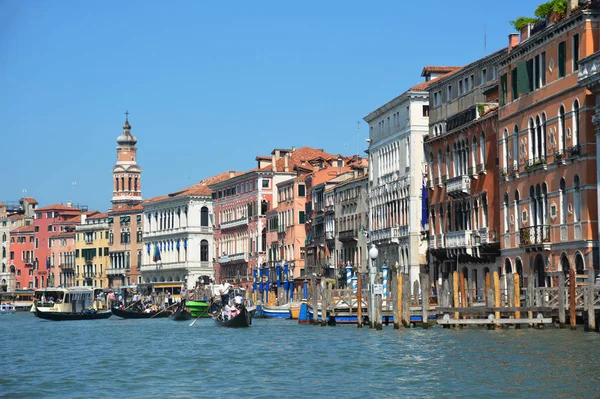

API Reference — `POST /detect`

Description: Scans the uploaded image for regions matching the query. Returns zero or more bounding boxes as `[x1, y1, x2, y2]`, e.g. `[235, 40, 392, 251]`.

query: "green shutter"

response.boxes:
[75, 249, 79, 258]
[500, 74, 507, 106]
[517, 61, 532, 94]
[573, 34, 579, 70]
[511, 68, 518, 100]
[107, 217, 113, 224]
[136, 214, 141, 222]
[299, 211, 305, 224]
[558, 41, 566, 78]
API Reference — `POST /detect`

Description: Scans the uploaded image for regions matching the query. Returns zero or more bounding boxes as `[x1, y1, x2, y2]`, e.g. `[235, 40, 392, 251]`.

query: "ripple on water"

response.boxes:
[2, 314, 600, 398]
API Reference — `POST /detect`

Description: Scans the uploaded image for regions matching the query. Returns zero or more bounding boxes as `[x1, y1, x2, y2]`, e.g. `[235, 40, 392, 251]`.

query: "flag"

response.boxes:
[46, 257, 51, 269]
[153, 244, 161, 262]
[421, 178, 429, 228]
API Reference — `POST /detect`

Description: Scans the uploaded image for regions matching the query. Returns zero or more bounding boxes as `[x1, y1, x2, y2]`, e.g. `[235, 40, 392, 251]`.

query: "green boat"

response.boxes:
[186, 301, 210, 318]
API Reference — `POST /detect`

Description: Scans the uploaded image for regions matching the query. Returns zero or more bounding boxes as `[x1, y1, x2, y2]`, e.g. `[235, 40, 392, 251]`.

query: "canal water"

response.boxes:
[1, 313, 599, 398]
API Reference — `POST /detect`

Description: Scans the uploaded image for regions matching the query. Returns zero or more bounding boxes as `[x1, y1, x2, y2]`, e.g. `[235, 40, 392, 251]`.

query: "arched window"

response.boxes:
[452, 142, 458, 177]
[472, 136, 477, 169]
[128, 177, 132, 191]
[445, 146, 451, 177]
[504, 193, 510, 233]
[200, 240, 209, 262]
[575, 252, 585, 274]
[503, 128, 509, 169]
[528, 117, 535, 162]
[115, 178, 119, 192]
[529, 186, 536, 227]
[513, 124, 519, 167]
[439, 206, 444, 235]
[514, 190, 520, 232]
[541, 113, 547, 159]
[134, 177, 138, 192]
[558, 105, 566, 152]
[479, 133, 486, 167]
[121, 177, 125, 192]
[560, 178, 567, 224]
[535, 115, 543, 161]
[200, 207, 209, 227]
[573, 100, 580, 147]
[481, 193, 488, 228]
[504, 258, 512, 275]
[431, 209, 436, 236]
[429, 152, 434, 181]
[437, 150, 442, 181]
[542, 183, 548, 225]
[574, 175, 581, 223]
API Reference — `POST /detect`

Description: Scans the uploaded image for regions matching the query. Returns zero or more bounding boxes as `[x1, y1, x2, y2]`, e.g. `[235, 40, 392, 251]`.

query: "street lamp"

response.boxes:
[368, 244, 378, 328]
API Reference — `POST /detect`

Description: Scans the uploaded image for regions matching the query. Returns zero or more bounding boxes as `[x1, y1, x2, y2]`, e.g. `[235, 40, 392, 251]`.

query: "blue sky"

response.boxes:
[0, 0, 540, 211]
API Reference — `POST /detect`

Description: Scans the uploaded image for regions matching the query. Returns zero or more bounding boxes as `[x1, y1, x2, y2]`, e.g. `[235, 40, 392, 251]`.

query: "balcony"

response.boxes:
[524, 157, 547, 172]
[325, 231, 334, 240]
[508, 164, 518, 176]
[476, 164, 485, 174]
[519, 225, 551, 251]
[446, 175, 470, 198]
[578, 51, 600, 89]
[220, 217, 249, 230]
[106, 268, 127, 276]
[59, 264, 74, 272]
[437, 234, 444, 247]
[219, 253, 248, 264]
[338, 230, 357, 242]
[24, 260, 34, 268]
[478, 227, 490, 244]
[568, 145, 580, 158]
[429, 235, 436, 249]
[84, 258, 93, 265]
[445, 231, 473, 249]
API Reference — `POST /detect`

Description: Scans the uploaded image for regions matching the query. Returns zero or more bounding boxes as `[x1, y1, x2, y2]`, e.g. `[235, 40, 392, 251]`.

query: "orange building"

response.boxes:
[497, 4, 599, 285]
[426, 47, 506, 295]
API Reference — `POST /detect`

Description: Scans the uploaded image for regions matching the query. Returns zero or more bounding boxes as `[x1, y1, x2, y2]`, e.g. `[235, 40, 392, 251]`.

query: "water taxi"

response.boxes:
[30, 287, 103, 313]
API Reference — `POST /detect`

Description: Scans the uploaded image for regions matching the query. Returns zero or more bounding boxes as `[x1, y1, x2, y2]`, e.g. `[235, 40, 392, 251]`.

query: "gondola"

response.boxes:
[111, 306, 171, 319]
[212, 306, 251, 328]
[35, 308, 112, 321]
[172, 308, 193, 321]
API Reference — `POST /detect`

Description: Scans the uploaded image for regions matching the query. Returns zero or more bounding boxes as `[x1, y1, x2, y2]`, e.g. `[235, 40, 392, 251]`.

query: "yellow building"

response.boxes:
[75, 212, 110, 288]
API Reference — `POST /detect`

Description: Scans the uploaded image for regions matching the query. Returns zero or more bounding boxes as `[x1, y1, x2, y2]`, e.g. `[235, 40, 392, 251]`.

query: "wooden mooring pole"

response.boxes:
[357, 274, 363, 328]
[569, 268, 576, 330]
[514, 273, 521, 324]
[321, 284, 328, 327]
[421, 274, 429, 329]
[452, 271, 459, 327]
[587, 266, 596, 332]
[394, 273, 402, 329]
[557, 272, 566, 328]
[311, 275, 318, 326]
[493, 271, 501, 328]
[402, 275, 411, 327]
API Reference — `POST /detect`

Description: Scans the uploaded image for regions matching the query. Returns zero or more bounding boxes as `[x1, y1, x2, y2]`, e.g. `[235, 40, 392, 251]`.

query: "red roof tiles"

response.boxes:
[21, 197, 38, 204]
[35, 204, 81, 212]
[11, 225, 35, 234]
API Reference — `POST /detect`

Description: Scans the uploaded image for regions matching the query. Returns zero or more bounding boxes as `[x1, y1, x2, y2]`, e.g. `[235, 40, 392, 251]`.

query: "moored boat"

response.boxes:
[185, 301, 210, 318]
[35, 308, 112, 321]
[111, 306, 171, 319]
[262, 303, 290, 319]
[0, 304, 17, 315]
[212, 306, 251, 328]
[172, 308, 193, 321]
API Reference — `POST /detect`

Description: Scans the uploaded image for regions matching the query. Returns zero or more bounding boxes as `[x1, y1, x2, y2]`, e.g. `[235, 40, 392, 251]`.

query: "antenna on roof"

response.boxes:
[484, 25, 487, 56]
[356, 121, 360, 158]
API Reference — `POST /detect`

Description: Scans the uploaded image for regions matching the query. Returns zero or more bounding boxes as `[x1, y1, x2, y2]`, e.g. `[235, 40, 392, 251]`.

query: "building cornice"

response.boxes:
[363, 89, 429, 123]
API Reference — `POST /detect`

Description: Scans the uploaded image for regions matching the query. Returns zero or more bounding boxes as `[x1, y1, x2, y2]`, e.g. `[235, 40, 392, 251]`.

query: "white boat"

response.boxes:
[261, 303, 291, 318]
[0, 304, 16, 315]
[30, 287, 100, 314]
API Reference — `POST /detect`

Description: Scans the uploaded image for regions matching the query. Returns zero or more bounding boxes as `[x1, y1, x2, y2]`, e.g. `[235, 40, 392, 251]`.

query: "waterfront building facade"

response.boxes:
[498, 4, 600, 286]
[0, 198, 37, 292]
[141, 172, 232, 289]
[33, 203, 83, 289]
[108, 117, 143, 287]
[426, 49, 506, 295]
[10, 225, 35, 290]
[364, 68, 456, 286]
[75, 212, 110, 288]
[334, 175, 369, 276]
[49, 230, 76, 288]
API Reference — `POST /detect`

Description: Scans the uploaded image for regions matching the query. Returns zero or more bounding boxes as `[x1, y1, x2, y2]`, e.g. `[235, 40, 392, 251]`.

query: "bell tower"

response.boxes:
[112, 112, 142, 208]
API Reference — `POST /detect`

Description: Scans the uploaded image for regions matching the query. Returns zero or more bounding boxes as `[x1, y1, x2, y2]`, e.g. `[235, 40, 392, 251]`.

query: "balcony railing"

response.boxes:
[568, 145, 580, 158]
[446, 175, 470, 197]
[476, 164, 485, 174]
[429, 235, 436, 249]
[445, 231, 473, 248]
[338, 230, 357, 242]
[219, 253, 248, 264]
[220, 217, 249, 230]
[508, 164, 518, 176]
[478, 227, 489, 244]
[519, 225, 551, 247]
[437, 234, 444, 247]
[106, 268, 126, 276]
[524, 157, 546, 171]
[24, 260, 35, 267]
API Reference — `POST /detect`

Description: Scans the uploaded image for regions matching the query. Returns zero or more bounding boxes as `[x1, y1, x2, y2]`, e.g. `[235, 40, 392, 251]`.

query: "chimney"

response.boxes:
[291, 146, 296, 152]
[284, 154, 289, 172]
[508, 33, 520, 52]
[81, 214, 87, 224]
[229, 170, 235, 178]
[272, 154, 277, 172]
[66, 200, 73, 208]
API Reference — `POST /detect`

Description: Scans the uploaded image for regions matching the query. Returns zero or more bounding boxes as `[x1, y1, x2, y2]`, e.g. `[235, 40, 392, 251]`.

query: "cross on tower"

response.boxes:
[125, 109, 129, 121]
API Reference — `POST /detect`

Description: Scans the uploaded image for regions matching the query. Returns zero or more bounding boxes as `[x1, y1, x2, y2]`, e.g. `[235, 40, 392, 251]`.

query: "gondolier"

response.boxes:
[219, 279, 231, 308]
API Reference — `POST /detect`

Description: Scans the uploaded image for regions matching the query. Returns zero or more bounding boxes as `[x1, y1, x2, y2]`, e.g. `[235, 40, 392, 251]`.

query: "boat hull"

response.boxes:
[35, 308, 112, 321]
[262, 304, 291, 319]
[172, 309, 193, 321]
[212, 307, 251, 328]
[111, 306, 171, 319]
[185, 301, 209, 318]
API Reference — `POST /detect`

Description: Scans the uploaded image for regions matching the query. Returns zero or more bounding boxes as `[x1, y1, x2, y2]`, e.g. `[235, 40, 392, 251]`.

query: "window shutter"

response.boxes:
[558, 41, 566, 78]
[511, 68, 518, 100]
[517, 61, 531, 94]
[299, 211, 305, 224]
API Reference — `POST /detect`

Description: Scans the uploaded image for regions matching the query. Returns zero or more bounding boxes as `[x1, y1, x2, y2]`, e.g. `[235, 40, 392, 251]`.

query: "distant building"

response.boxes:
[75, 212, 110, 288]
[141, 172, 234, 290]
[425, 48, 506, 294]
[364, 67, 457, 286]
[108, 116, 144, 287]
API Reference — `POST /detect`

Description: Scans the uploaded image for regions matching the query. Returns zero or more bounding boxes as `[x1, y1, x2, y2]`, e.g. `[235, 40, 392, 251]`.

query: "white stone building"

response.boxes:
[140, 172, 232, 289]
[364, 67, 458, 286]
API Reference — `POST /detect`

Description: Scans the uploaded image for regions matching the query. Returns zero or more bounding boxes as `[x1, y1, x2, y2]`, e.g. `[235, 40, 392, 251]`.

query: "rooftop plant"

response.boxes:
[510, 0, 568, 31]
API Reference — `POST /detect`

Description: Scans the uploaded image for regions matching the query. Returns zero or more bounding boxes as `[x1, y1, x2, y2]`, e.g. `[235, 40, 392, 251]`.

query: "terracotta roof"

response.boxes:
[50, 232, 75, 239]
[21, 197, 38, 204]
[11, 225, 35, 234]
[87, 212, 108, 220]
[36, 204, 81, 212]
[421, 66, 461, 76]
[0, 203, 5, 207]
[259, 146, 338, 174]
[255, 155, 271, 161]
[109, 204, 144, 215]
[8, 214, 24, 220]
